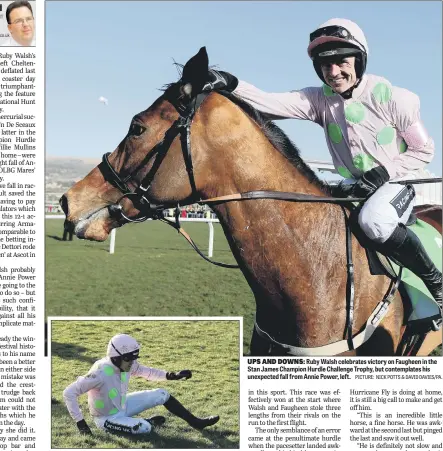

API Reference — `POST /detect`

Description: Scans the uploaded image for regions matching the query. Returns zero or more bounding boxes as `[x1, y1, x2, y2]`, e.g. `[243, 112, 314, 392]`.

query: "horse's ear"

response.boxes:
[192, 46, 209, 68]
[181, 47, 209, 94]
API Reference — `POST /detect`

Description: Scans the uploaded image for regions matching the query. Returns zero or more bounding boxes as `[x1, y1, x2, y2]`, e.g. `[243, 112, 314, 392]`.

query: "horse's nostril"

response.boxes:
[59, 195, 69, 216]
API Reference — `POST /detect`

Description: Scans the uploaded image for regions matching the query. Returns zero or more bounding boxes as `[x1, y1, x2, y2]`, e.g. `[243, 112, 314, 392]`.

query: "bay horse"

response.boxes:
[60, 47, 442, 356]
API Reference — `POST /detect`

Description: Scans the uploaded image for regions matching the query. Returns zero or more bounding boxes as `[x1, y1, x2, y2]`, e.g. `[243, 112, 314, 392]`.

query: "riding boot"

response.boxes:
[145, 415, 166, 428]
[163, 395, 219, 430]
[381, 224, 442, 328]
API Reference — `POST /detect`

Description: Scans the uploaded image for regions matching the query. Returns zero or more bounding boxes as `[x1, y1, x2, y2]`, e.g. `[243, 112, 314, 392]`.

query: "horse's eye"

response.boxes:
[128, 123, 146, 137]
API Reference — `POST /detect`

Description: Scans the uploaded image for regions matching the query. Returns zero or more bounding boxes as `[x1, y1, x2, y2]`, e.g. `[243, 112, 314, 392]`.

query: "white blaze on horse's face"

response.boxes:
[182, 83, 192, 96]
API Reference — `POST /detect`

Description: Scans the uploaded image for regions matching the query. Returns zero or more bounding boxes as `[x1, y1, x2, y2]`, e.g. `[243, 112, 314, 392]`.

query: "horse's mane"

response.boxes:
[162, 80, 330, 193]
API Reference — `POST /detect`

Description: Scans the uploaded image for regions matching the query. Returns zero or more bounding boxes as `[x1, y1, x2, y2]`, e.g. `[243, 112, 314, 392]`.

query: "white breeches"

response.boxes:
[358, 182, 415, 243]
[93, 388, 170, 435]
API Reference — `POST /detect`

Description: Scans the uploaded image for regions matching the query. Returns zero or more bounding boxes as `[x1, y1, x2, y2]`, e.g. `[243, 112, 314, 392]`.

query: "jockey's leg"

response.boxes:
[93, 388, 169, 435]
[163, 395, 219, 430]
[94, 414, 154, 435]
[382, 225, 442, 313]
[358, 183, 442, 327]
[125, 388, 169, 428]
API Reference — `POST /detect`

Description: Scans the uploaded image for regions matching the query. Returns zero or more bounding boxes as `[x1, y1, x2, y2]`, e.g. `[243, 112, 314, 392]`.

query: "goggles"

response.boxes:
[309, 25, 366, 53]
[111, 341, 140, 361]
[121, 351, 139, 362]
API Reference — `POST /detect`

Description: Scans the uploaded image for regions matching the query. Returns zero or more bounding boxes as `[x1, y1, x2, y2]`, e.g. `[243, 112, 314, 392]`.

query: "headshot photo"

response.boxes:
[0, 0, 35, 46]
[50, 319, 240, 448]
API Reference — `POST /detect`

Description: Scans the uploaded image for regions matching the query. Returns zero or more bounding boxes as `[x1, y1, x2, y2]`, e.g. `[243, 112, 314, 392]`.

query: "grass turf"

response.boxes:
[51, 320, 239, 448]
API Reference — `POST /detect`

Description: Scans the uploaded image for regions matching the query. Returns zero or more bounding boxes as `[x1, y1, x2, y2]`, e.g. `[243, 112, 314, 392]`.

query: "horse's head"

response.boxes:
[61, 47, 215, 241]
[61, 46, 326, 242]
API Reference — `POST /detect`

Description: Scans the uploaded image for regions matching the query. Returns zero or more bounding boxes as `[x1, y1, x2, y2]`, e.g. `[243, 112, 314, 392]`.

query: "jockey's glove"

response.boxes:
[166, 370, 192, 380]
[203, 69, 238, 93]
[352, 166, 390, 199]
[76, 419, 92, 435]
[331, 181, 355, 198]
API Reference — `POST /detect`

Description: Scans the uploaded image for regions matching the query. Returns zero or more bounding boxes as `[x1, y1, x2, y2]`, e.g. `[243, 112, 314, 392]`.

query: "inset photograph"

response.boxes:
[0, 1, 36, 46]
[50, 319, 240, 449]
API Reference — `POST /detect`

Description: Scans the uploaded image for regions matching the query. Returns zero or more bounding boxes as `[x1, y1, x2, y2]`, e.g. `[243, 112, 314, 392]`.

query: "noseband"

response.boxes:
[98, 92, 210, 224]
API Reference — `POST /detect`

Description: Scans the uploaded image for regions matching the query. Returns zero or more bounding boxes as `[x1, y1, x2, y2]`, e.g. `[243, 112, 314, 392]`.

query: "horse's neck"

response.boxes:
[195, 102, 377, 345]
[197, 95, 328, 217]
[196, 105, 324, 198]
[197, 106, 343, 280]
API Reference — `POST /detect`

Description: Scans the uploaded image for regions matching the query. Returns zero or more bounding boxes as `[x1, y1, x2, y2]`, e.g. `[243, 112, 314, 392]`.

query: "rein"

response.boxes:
[156, 191, 366, 269]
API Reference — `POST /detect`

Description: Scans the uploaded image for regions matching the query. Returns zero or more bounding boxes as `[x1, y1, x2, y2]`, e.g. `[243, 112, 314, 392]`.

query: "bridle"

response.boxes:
[98, 90, 207, 224]
[97, 86, 439, 226]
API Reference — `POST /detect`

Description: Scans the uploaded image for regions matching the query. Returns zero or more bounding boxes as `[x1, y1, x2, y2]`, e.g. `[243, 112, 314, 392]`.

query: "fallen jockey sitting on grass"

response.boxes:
[63, 333, 220, 436]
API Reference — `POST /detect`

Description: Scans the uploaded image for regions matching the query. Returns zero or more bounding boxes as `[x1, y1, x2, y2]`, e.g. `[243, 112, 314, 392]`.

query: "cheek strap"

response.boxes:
[400, 120, 430, 148]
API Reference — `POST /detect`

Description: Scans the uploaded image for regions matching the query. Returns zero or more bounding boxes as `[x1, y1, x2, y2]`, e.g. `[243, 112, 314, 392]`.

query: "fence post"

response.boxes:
[109, 229, 116, 254]
[208, 221, 214, 258]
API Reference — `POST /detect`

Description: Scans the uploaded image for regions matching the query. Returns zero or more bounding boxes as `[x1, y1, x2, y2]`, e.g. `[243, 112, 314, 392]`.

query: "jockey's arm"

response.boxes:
[131, 363, 191, 381]
[63, 372, 103, 434]
[233, 80, 322, 124]
[386, 86, 435, 179]
[130, 361, 168, 381]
